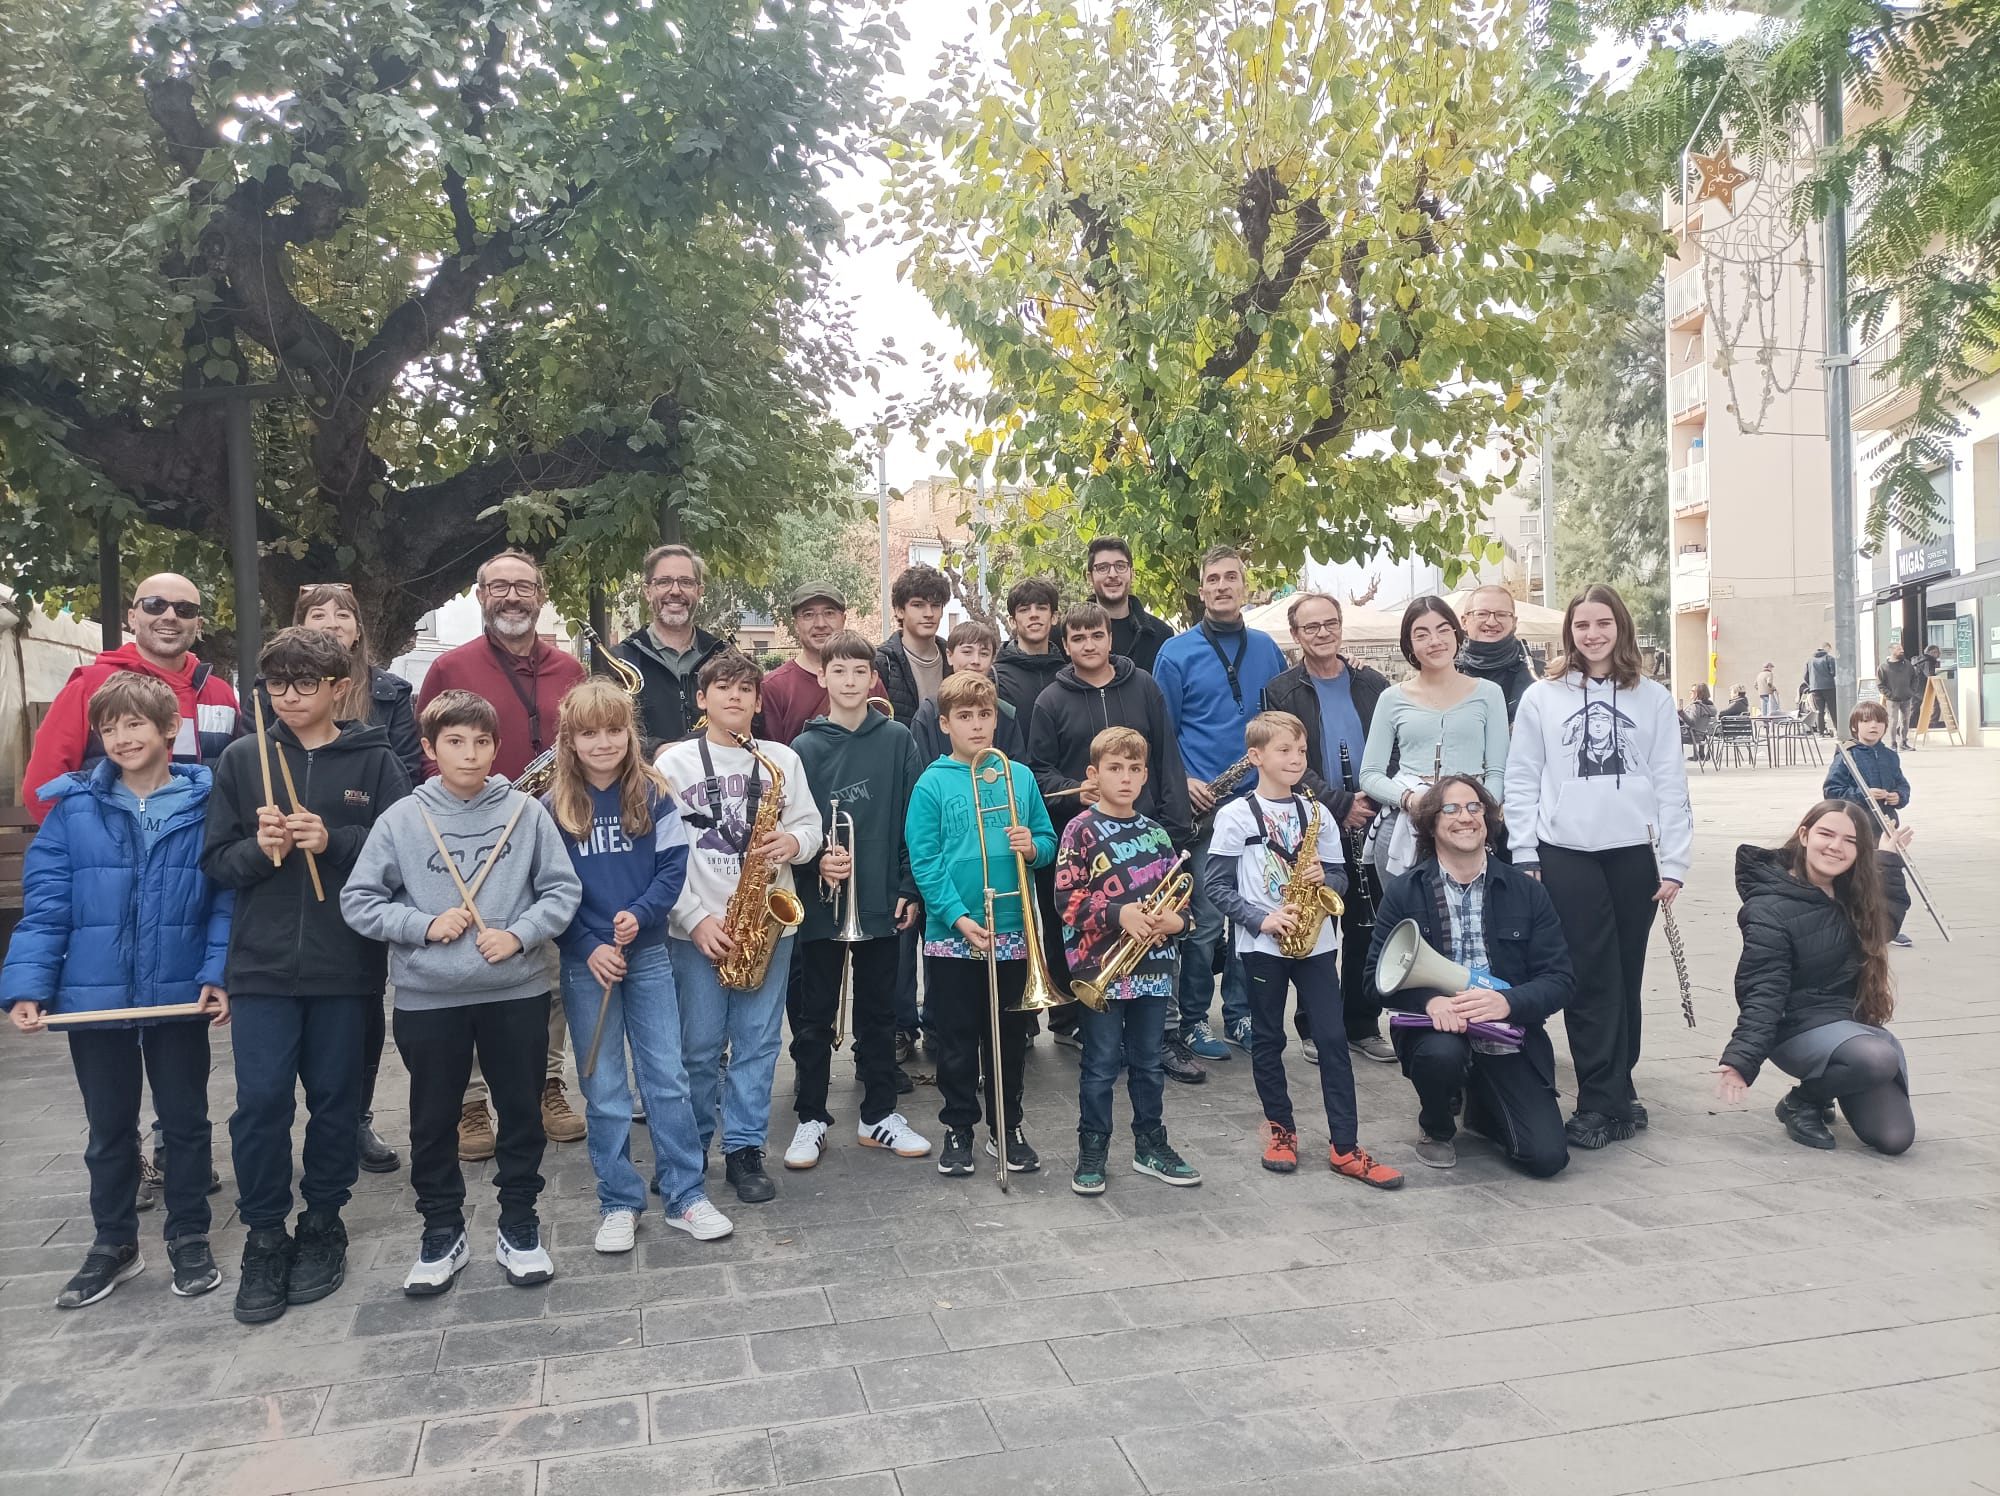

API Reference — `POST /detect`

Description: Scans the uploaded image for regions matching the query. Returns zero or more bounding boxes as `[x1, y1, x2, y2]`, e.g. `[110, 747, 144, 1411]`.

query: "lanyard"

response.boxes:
[485, 637, 547, 754]
[1198, 622, 1249, 710]
[1245, 793, 1310, 867]
[695, 736, 762, 856]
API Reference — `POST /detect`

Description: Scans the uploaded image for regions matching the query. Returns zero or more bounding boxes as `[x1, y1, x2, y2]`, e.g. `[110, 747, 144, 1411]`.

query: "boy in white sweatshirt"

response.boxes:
[654, 650, 823, 1204]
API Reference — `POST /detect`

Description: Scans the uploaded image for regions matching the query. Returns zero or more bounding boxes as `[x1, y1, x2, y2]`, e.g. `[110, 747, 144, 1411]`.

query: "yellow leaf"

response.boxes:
[1504, 386, 1523, 412]
[1395, 285, 1414, 310]
[1340, 320, 1360, 350]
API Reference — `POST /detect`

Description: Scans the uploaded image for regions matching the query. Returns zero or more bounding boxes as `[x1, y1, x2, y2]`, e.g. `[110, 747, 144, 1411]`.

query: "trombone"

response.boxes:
[822, 799, 867, 1049]
[968, 747, 1068, 1191]
[1069, 852, 1195, 1011]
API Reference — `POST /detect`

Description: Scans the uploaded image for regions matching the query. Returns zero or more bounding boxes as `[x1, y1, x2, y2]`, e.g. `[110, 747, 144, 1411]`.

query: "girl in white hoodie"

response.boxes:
[1505, 585, 1692, 1151]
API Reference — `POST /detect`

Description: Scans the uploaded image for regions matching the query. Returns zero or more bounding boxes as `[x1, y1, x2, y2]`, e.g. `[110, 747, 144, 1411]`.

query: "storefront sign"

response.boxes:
[1894, 535, 1954, 584]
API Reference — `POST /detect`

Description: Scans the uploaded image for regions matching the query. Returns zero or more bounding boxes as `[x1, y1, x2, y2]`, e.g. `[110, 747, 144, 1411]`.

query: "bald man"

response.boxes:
[1454, 584, 1536, 723]
[22, 573, 243, 822]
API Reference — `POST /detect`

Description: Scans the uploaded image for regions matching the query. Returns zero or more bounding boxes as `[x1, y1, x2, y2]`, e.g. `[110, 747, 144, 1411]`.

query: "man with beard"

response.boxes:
[614, 545, 729, 748]
[1087, 538, 1173, 674]
[755, 583, 887, 746]
[25, 573, 242, 821]
[1454, 585, 1536, 723]
[416, 549, 589, 1157]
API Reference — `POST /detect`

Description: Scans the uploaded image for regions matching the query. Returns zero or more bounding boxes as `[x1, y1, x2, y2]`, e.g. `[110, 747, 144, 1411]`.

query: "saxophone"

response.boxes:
[716, 731, 805, 990]
[513, 623, 643, 795]
[1277, 797, 1346, 959]
[1191, 753, 1258, 839]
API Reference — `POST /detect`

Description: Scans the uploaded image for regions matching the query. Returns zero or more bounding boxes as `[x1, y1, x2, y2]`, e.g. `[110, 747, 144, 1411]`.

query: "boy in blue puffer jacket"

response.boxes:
[3, 673, 233, 1309]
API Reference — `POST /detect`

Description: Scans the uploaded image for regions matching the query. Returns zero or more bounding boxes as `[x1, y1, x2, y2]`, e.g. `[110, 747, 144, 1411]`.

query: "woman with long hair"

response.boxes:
[294, 584, 423, 783]
[544, 681, 728, 1246]
[1358, 596, 1510, 878]
[1504, 584, 1692, 1150]
[1717, 800, 1914, 1154]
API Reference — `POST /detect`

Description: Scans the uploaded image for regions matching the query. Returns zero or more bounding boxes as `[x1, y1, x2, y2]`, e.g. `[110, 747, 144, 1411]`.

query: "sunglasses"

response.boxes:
[135, 596, 201, 620]
[299, 582, 355, 596]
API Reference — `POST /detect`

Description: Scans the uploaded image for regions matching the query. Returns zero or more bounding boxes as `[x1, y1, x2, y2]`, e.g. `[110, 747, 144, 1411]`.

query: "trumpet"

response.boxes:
[1070, 852, 1195, 1011]
[823, 799, 866, 1050]
[968, 747, 1068, 1191]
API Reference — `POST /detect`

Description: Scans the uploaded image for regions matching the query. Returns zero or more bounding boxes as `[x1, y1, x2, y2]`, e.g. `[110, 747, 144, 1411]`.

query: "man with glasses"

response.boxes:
[416, 548, 590, 1158]
[1086, 538, 1173, 673]
[25, 573, 241, 823]
[1455, 584, 1536, 723]
[1366, 776, 1572, 1177]
[615, 545, 729, 748]
[756, 583, 887, 746]
[1260, 593, 1394, 1064]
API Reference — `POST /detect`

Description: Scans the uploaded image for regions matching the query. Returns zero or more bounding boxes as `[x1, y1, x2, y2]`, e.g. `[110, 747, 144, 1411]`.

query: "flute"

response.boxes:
[1835, 740, 1951, 942]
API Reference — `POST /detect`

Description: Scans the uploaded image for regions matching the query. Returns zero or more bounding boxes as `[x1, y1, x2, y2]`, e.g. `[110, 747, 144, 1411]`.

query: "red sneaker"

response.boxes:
[1329, 1144, 1404, 1190]
[1261, 1122, 1298, 1173]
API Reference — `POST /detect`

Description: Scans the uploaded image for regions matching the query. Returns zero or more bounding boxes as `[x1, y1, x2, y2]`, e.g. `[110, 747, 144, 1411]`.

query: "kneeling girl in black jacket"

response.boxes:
[1717, 800, 1913, 1154]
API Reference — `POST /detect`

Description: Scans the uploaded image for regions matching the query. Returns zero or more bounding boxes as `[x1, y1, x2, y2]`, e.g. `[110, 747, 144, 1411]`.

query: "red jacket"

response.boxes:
[755, 659, 889, 746]
[415, 633, 586, 781]
[23, 644, 242, 822]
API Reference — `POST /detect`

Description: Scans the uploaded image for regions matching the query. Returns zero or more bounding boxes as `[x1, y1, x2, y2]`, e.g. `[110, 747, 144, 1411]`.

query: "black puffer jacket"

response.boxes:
[1721, 843, 1910, 1083]
[873, 635, 950, 725]
[994, 643, 1067, 727]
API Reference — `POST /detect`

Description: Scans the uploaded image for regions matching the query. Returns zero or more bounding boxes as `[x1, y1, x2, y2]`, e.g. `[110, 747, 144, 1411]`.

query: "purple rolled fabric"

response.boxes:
[1389, 1012, 1526, 1050]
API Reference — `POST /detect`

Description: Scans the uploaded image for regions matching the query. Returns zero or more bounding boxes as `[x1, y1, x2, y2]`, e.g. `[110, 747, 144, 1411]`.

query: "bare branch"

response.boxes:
[1200, 168, 1331, 382]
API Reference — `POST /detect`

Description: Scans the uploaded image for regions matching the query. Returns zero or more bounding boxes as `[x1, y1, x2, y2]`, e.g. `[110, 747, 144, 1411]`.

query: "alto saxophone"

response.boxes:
[1191, 753, 1257, 839]
[1277, 797, 1345, 959]
[716, 732, 805, 990]
[513, 622, 644, 795]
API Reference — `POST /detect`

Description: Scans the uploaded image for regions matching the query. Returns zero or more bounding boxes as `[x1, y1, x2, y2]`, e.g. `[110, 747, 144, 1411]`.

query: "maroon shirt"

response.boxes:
[416, 632, 587, 781]
[756, 659, 889, 745]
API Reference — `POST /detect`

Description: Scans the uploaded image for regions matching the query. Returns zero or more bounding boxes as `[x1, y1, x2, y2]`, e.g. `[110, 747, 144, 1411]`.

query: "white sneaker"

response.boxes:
[494, 1222, 555, 1286]
[664, 1198, 734, 1241]
[858, 1112, 932, 1157]
[594, 1209, 638, 1254]
[403, 1229, 469, 1297]
[783, 1119, 830, 1169]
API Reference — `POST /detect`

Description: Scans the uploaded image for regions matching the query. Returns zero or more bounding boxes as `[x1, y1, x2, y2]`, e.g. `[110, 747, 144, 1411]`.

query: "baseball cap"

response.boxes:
[790, 582, 846, 613]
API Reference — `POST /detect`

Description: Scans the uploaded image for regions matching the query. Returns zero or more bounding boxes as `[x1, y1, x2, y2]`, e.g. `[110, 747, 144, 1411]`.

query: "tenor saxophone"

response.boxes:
[1277, 797, 1345, 959]
[716, 732, 805, 990]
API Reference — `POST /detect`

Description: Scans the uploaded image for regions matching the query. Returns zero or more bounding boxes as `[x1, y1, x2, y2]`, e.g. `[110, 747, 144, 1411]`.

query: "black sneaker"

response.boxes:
[938, 1128, 976, 1176]
[1160, 1034, 1207, 1085]
[286, 1210, 348, 1305]
[1629, 1100, 1650, 1131]
[358, 1115, 400, 1174]
[1775, 1088, 1837, 1150]
[234, 1226, 293, 1325]
[985, 1126, 1040, 1173]
[167, 1236, 222, 1298]
[1073, 1130, 1110, 1195]
[1563, 1110, 1635, 1150]
[894, 1029, 916, 1063]
[724, 1146, 776, 1204]
[135, 1153, 163, 1212]
[55, 1244, 143, 1309]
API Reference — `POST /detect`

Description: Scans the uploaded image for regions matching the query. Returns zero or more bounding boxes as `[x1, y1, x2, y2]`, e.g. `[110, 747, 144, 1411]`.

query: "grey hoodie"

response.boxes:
[341, 775, 581, 1011]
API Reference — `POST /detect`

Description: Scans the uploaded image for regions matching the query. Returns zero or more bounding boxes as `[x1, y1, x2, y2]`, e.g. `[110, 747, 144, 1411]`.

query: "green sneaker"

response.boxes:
[1072, 1129, 1110, 1196]
[1132, 1127, 1202, 1187]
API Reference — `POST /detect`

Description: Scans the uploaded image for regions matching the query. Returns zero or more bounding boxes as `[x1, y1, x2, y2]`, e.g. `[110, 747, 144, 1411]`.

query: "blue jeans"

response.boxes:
[1078, 994, 1170, 1138]
[671, 935, 790, 1156]
[229, 994, 367, 1230]
[561, 944, 710, 1217]
[1176, 834, 1249, 1033]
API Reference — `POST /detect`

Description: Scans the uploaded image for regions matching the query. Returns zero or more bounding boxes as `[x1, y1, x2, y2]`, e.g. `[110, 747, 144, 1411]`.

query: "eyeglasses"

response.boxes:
[1295, 620, 1340, 638]
[1089, 560, 1131, 575]
[1438, 801, 1486, 819]
[135, 596, 201, 620]
[481, 580, 543, 599]
[268, 676, 338, 698]
[647, 575, 701, 593]
[1464, 609, 1514, 625]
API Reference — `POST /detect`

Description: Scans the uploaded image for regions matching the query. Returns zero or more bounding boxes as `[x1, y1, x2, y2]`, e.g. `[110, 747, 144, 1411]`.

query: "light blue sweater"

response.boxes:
[1358, 680, 1511, 807]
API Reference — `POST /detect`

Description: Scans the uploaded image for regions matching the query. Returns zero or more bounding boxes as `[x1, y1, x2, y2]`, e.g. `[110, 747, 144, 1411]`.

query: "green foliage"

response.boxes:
[1592, 0, 2000, 551]
[1548, 284, 1670, 638]
[698, 503, 881, 641]
[0, 0, 900, 659]
[883, 0, 1668, 613]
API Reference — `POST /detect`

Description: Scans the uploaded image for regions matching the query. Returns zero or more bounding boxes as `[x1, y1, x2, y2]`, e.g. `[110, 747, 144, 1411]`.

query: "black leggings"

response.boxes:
[1797, 1035, 1915, 1155]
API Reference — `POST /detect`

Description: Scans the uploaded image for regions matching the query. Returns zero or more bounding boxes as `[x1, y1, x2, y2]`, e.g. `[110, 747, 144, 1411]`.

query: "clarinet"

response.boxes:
[1337, 743, 1377, 928]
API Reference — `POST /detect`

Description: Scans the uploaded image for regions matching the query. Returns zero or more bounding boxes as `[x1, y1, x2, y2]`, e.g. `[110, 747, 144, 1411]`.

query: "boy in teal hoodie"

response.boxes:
[786, 632, 932, 1169]
[904, 672, 1057, 1177]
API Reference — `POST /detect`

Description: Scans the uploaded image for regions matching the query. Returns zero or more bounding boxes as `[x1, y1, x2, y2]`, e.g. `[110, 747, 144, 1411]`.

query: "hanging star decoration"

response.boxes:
[1691, 144, 1753, 212]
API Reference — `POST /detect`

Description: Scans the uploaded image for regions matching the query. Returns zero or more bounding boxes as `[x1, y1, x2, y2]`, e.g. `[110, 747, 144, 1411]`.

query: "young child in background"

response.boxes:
[1055, 726, 1201, 1196]
[541, 680, 731, 1247]
[3, 674, 232, 1307]
[1824, 700, 1915, 946]
[342, 690, 581, 1295]
[1203, 711, 1402, 1190]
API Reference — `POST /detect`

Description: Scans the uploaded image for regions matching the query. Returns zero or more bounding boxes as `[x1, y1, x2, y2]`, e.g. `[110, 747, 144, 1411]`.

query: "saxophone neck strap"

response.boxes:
[1246, 793, 1310, 867]
[695, 735, 762, 856]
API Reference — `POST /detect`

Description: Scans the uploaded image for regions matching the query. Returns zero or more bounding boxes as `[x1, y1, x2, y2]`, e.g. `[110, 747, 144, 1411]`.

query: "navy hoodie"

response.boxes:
[793, 710, 926, 941]
[543, 782, 690, 958]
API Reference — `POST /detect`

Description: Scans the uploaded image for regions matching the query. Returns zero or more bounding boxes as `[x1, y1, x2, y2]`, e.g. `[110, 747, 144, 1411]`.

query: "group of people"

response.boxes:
[1, 542, 1924, 1321]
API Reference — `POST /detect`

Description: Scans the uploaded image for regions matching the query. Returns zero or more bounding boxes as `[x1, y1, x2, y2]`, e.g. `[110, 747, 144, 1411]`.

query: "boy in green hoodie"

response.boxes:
[904, 672, 1057, 1177]
[785, 632, 932, 1169]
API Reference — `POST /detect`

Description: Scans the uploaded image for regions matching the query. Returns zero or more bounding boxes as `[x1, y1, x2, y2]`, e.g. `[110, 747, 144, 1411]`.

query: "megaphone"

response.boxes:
[1374, 919, 1508, 998]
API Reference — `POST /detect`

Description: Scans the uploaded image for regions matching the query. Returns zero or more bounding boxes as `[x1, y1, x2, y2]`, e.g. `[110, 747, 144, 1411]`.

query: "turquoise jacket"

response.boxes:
[904, 754, 1056, 942]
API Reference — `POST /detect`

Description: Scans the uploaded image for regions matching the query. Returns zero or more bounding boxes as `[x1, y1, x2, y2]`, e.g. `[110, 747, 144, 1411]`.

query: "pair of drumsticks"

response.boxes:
[253, 695, 324, 901]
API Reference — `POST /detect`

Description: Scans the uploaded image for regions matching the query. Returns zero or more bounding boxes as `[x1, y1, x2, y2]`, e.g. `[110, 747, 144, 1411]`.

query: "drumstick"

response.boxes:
[420, 808, 488, 931]
[38, 1002, 212, 1028]
[271, 741, 325, 903]
[252, 695, 282, 867]
[464, 800, 529, 907]
[579, 935, 631, 1080]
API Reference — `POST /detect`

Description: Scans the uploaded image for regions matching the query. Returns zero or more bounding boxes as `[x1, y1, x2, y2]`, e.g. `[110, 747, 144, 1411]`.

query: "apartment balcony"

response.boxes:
[1852, 327, 1917, 432]
[1666, 269, 1705, 330]
[1670, 460, 1709, 516]
[1669, 363, 1708, 425]
[1673, 546, 1710, 611]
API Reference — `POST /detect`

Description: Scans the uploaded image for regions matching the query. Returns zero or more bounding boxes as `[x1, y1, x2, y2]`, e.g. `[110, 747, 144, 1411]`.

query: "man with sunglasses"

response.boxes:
[613, 544, 728, 749]
[24, 574, 242, 824]
[1086, 538, 1172, 674]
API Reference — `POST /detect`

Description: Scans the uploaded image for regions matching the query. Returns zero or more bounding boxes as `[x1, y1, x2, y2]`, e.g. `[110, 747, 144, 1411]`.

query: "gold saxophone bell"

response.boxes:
[1276, 798, 1345, 959]
[716, 732, 805, 990]
[1069, 852, 1195, 1012]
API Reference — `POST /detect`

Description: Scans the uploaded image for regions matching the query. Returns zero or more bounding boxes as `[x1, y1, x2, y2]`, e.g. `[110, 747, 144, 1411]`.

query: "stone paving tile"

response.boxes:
[748, 1312, 948, 1374]
[823, 1266, 1012, 1322]
[930, 1289, 1131, 1349]
[641, 1287, 833, 1343]
[162, 1425, 421, 1496]
[0, 1416, 92, 1474]
[855, 1340, 1067, 1411]
[1320, 1384, 1556, 1460]
[539, 1336, 752, 1404]
[1116, 1411, 1360, 1491]
[981, 1371, 1206, 1451]
[294, 1470, 536, 1496]
[0, 1456, 178, 1496]
[315, 1363, 543, 1432]
[73, 1390, 325, 1463]
[893, 1435, 1145, 1495]
[537, 1429, 775, 1496]
[769, 1401, 997, 1484]
[649, 1368, 866, 1443]
[0, 1355, 234, 1421]
[1050, 1320, 1260, 1383]
[416, 1394, 646, 1469]
[435, 1309, 640, 1368]
[215, 1332, 441, 1395]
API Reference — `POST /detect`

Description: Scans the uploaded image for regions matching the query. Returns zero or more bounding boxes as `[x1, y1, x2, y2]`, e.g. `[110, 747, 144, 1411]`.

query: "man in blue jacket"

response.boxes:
[1151, 546, 1287, 1058]
[1365, 775, 1574, 1177]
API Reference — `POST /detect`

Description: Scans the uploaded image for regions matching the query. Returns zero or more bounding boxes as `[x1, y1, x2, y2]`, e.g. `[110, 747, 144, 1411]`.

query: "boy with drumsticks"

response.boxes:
[202, 626, 411, 1323]
[343, 690, 580, 1296]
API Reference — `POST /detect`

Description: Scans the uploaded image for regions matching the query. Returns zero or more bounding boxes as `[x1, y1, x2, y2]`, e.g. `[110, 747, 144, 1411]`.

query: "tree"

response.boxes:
[698, 504, 880, 641]
[883, 0, 1667, 614]
[0, 0, 901, 659]
[1546, 285, 1669, 637]
[1596, 0, 2000, 547]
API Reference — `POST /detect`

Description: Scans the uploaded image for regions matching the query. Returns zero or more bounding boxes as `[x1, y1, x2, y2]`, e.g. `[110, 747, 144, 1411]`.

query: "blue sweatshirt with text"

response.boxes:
[544, 783, 689, 959]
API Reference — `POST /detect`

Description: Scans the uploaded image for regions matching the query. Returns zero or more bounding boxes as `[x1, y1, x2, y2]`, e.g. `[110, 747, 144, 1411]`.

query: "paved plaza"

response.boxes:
[1, 750, 1996, 1496]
